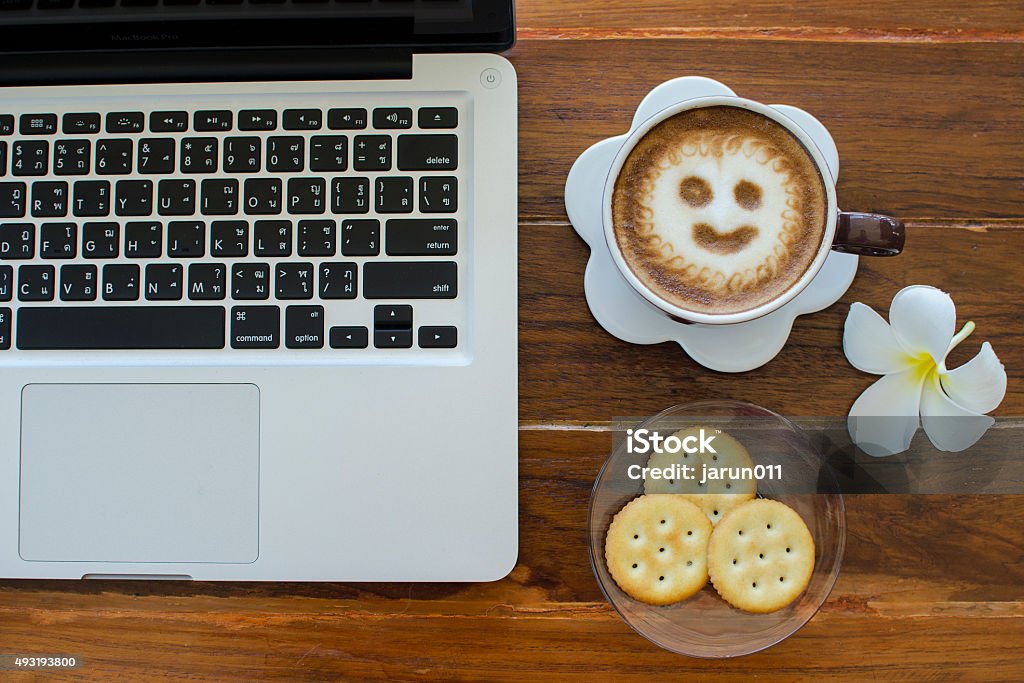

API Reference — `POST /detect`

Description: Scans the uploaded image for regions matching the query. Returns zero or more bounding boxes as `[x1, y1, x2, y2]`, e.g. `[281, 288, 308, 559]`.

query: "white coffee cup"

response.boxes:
[602, 96, 904, 325]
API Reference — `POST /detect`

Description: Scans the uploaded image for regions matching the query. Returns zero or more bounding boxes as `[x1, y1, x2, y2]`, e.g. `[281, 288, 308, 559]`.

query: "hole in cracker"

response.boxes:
[713, 510, 719, 516]
[732, 559, 737, 565]
[659, 547, 665, 553]
[779, 576, 785, 582]
[712, 455, 718, 461]
[786, 547, 791, 553]
[632, 563, 637, 569]
[687, 530, 693, 536]
[725, 483, 731, 489]
[633, 534, 639, 539]
[738, 530, 743, 536]
[660, 519, 666, 524]
[752, 582, 757, 588]
[759, 553, 764, 559]
[767, 523, 772, 529]
[659, 576, 665, 582]
[668, 479, 675, 484]
[687, 560, 693, 566]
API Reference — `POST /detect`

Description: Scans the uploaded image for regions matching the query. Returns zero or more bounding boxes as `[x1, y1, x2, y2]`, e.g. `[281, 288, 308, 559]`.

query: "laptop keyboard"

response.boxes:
[0, 91, 467, 358]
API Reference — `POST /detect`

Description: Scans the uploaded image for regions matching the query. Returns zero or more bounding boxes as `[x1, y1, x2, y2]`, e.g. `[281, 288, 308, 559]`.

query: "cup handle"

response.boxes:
[832, 212, 905, 256]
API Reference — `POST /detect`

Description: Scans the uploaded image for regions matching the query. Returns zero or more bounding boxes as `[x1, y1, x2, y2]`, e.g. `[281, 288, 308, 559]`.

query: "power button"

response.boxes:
[480, 68, 501, 89]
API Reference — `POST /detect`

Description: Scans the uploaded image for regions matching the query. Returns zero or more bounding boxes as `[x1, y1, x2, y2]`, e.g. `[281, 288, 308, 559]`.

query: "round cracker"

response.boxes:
[707, 499, 815, 613]
[604, 495, 712, 606]
[643, 427, 756, 525]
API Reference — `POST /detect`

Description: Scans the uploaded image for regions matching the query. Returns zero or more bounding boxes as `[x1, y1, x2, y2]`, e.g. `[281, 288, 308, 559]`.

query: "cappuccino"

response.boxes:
[611, 106, 828, 316]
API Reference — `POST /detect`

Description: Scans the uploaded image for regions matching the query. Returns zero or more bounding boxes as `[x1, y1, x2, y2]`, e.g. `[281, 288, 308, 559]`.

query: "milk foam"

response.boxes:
[611, 106, 828, 315]
[639, 133, 801, 293]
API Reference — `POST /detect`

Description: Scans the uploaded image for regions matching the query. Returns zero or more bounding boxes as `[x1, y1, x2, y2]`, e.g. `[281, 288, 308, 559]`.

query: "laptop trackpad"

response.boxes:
[19, 384, 260, 564]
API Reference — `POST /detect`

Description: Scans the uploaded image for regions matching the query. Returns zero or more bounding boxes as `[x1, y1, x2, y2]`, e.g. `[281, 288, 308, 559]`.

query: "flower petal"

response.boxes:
[843, 302, 913, 374]
[848, 367, 927, 457]
[889, 285, 956, 366]
[940, 342, 1007, 415]
[922, 371, 995, 452]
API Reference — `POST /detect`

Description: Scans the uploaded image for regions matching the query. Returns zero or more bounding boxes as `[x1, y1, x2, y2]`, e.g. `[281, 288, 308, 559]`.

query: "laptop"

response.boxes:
[0, 0, 518, 581]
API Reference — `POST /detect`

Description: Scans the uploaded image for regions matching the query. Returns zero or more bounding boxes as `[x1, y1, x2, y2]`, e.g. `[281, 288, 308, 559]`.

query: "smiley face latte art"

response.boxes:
[612, 106, 828, 315]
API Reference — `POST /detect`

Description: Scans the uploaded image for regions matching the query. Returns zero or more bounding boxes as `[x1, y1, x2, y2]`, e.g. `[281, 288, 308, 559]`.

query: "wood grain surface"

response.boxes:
[2, 0, 1023, 679]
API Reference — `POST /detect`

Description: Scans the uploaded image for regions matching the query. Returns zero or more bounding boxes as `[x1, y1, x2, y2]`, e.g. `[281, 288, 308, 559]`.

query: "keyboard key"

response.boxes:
[230, 305, 279, 349]
[187, 263, 226, 300]
[194, 110, 233, 132]
[363, 261, 456, 299]
[310, 135, 347, 172]
[243, 178, 282, 215]
[327, 108, 366, 130]
[285, 305, 324, 348]
[331, 177, 369, 214]
[210, 220, 248, 257]
[0, 265, 9, 301]
[12, 141, 48, 175]
[397, 134, 457, 171]
[418, 107, 458, 129]
[232, 262, 270, 299]
[40, 222, 76, 259]
[0, 116, 13, 136]
[59, 264, 97, 301]
[373, 107, 412, 129]
[145, 263, 183, 300]
[374, 328, 412, 349]
[200, 178, 239, 215]
[73, 180, 110, 217]
[375, 177, 413, 213]
[238, 110, 277, 131]
[115, 179, 153, 216]
[138, 138, 175, 174]
[340, 219, 379, 256]
[0, 182, 26, 217]
[420, 176, 457, 213]
[319, 262, 356, 299]
[353, 135, 390, 171]
[158, 179, 196, 216]
[150, 111, 189, 133]
[374, 304, 412, 327]
[0, 141, 5, 176]
[385, 218, 456, 256]
[254, 220, 291, 256]
[20, 114, 57, 135]
[105, 112, 144, 134]
[224, 137, 261, 173]
[276, 262, 314, 299]
[95, 139, 132, 174]
[283, 109, 322, 131]
[297, 220, 335, 256]
[83, 222, 119, 258]
[18, 264, 55, 301]
[17, 306, 225, 349]
[419, 325, 457, 348]
[180, 137, 218, 173]
[31, 181, 69, 217]
[287, 177, 326, 214]
[54, 139, 91, 175]
[267, 136, 304, 172]
[0, 222, 34, 259]
[167, 221, 205, 257]
[124, 221, 162, 258]
[0, 307, 8, 350]
[329, 325, 367, 349]
[62, 113, 101, 135]
[102, 264, 139, 300]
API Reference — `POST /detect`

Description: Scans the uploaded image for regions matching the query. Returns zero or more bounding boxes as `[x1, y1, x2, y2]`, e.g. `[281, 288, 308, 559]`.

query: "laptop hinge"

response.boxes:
[0, 48, 413, 86]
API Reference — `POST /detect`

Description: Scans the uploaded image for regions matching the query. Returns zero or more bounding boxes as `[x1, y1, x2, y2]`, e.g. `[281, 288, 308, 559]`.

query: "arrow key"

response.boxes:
[419, 325, 457, 349]
[373, 304, 412, 328]
[374, 328, 412, 349]
[329, 325, 368, 349]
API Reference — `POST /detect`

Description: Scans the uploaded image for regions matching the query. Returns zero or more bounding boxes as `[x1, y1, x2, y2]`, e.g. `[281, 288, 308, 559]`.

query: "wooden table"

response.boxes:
[3, 1, 1023, 679]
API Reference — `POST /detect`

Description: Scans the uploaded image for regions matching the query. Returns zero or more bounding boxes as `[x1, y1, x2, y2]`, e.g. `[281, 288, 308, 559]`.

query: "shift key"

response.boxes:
[363, 261, 456, 299]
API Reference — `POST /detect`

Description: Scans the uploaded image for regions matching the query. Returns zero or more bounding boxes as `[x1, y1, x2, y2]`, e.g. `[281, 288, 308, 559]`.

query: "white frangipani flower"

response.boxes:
[843, 285, 1007, 457]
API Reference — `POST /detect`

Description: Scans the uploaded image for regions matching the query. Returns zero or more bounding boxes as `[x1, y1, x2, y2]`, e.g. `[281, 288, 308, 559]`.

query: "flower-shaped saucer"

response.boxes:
[564, 77, 859, 373]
